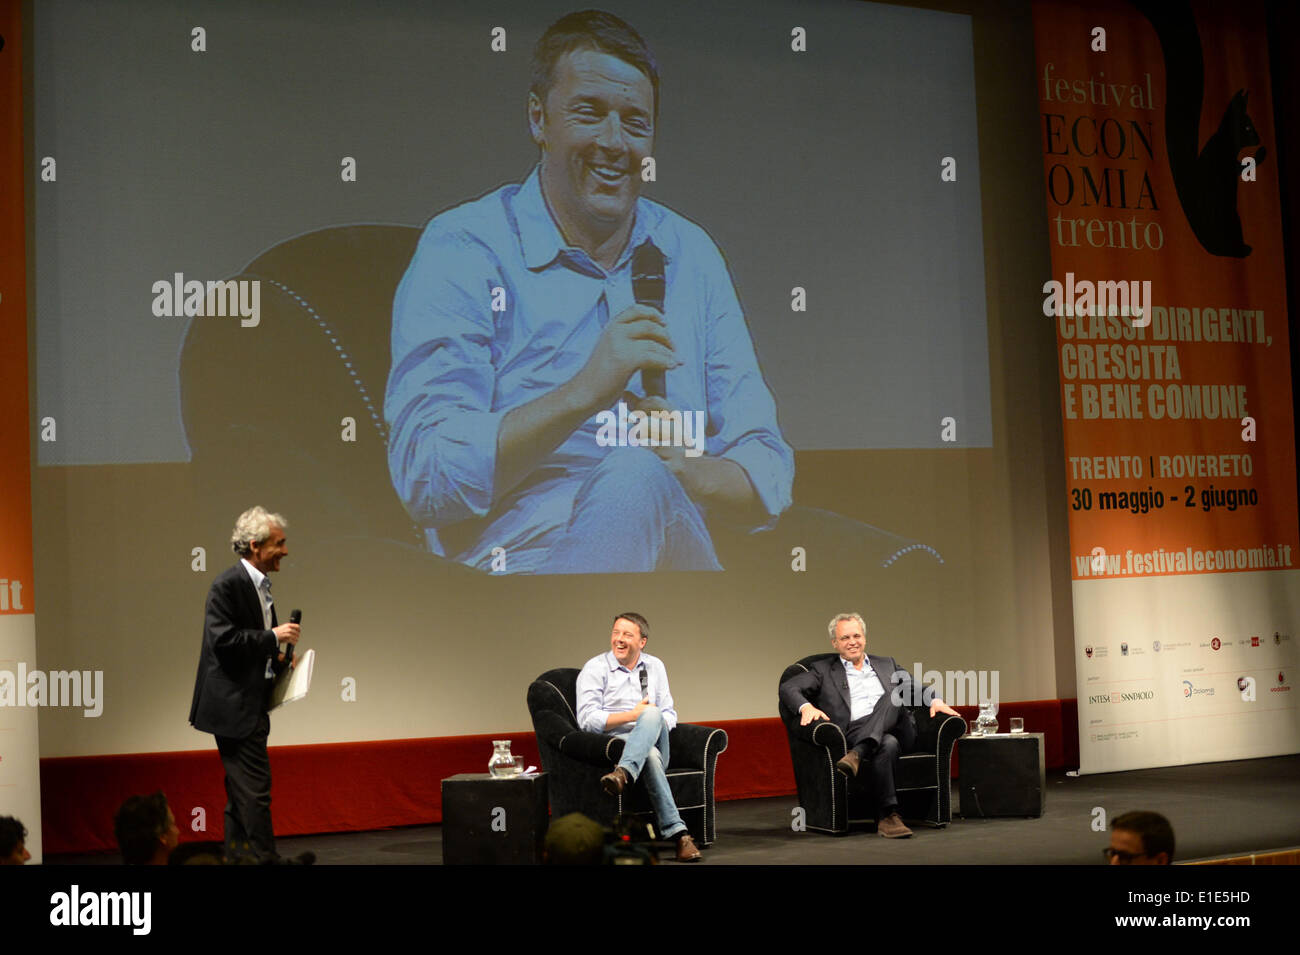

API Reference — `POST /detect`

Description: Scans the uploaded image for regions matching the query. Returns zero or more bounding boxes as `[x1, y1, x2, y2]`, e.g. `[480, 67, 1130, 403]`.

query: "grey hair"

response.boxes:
[230, 506, 287, 556]
[827, 612, 867, 643]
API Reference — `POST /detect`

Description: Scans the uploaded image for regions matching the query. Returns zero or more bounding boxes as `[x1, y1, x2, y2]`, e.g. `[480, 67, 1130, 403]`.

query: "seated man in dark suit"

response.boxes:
[779, 612, 961, 838]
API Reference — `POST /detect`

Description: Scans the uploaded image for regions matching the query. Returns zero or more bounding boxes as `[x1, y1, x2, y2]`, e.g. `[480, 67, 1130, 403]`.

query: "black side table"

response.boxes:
[441, 772, 550, 865]
[957, 732, 1045, 818]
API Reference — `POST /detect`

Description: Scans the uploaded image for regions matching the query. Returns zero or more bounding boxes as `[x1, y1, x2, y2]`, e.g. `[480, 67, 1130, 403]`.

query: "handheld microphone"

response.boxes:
[639, 667, 649, 701]
[631, 244, 667, 398]
[281, 608, 301, 665]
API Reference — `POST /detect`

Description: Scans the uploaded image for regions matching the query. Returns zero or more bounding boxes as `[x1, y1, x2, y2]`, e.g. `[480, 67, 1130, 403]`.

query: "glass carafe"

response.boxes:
[489, 739, 519, 777]
[976, 702, 999, 736]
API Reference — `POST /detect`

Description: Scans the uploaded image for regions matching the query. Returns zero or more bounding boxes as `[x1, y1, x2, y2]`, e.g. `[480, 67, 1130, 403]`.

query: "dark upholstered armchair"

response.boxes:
[779, 653, 963, 834]
[527, 667, 728, 846]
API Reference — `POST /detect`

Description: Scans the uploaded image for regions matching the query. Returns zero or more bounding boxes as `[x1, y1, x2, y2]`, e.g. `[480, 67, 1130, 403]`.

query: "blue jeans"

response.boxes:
[545, 447, 722, 573]
[616, 705, 687, 840]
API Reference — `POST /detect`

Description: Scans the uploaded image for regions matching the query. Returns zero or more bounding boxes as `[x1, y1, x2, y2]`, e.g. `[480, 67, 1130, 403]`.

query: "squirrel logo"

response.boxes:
[1131, 0, 1267, 258]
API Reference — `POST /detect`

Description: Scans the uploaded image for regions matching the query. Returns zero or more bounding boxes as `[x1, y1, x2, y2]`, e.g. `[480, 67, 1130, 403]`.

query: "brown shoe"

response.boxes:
[877, 812, 912, 838]
[836, 750, 861, 777]
[675, 833, 702, 862]
[601, 766, 631, 796]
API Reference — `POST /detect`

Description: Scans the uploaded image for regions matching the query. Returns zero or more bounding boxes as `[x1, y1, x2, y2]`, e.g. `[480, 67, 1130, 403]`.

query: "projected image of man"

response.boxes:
[385, 9, 793, 574]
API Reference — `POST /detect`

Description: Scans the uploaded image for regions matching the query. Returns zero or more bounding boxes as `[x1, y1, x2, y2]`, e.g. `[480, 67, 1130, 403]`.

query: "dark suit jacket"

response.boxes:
[779, 653, 935, 731]
[189, 562, 285, 739]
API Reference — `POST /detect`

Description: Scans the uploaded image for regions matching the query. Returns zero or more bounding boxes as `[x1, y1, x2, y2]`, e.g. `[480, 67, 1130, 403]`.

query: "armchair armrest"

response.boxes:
[911, 706, 942, 752]
[557, 729, 625, 766]
[910, 708, 966, 754]
[788, 718, 847, 755]
[667, 723, 729, 770]
[934, 713, 966, 751]
[531, 709, 579, 748]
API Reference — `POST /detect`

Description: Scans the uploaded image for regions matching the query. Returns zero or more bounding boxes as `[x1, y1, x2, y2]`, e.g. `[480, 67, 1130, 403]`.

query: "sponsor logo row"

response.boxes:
[1084, 630, 1291, 659]
[1086, 671, 1291, 706]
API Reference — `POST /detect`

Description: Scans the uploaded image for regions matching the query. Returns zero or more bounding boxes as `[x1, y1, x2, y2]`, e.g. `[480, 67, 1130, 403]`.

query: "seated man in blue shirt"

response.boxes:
[575, 612, 701, 862]
[384, 9, 793, 574]
[780, 612, 962, 838]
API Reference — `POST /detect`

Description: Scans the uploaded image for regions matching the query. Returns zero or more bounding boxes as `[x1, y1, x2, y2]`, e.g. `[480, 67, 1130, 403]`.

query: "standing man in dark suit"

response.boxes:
[779, 612, 960, 838]
[189, 506, 299, 861]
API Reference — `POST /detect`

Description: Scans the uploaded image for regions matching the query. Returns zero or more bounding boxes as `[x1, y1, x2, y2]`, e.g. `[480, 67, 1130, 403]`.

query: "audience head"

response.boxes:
[114, 791, 181, 865]
[545, 812, 606, 865]
[1107, 810, 1174, 865]
[0, 816, 30, 865]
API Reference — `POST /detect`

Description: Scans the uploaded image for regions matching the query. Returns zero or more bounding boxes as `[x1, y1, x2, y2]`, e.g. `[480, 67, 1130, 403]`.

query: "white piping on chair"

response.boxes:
[539, 679, 579, 725]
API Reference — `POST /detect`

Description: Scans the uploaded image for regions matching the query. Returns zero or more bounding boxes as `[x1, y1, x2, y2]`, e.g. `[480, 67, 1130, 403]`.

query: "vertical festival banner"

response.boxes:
[0, 0, 41, 859]
[1034, 0, 1299, 773]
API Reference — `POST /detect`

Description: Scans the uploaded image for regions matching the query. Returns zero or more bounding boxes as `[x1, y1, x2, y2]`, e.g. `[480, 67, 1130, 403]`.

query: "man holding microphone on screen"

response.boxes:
[385, 9, 793, 574]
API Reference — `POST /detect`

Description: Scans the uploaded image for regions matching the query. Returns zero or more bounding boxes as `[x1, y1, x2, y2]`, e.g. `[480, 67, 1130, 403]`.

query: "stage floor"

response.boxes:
[46, 754, 1300, 865]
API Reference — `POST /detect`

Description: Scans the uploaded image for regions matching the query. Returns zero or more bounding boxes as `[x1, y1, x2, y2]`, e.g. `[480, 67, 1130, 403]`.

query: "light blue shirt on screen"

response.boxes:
[384, 166, 793, 573]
